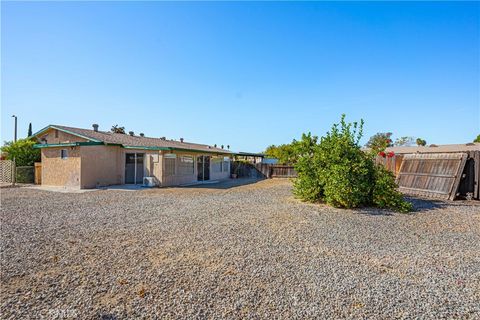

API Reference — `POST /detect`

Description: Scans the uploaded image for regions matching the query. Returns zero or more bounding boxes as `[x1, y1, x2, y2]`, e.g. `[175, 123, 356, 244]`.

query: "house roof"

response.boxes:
[33, 125, 233, 154]
[385, 143, 480, 154]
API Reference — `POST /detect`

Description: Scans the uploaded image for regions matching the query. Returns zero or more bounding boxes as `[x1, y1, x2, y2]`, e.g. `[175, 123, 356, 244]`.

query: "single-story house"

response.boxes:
[32, 124, 233, 189]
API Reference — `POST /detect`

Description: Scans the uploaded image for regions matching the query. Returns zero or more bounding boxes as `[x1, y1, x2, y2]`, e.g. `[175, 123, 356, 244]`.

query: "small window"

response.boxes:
[179, 156, 194, 175]
[211, 158, 222, 173]
[61, 149, 68, 159]
[223, 160, 230, 172]
[55, 130, 59, 138]
[164, 154, 176, 175]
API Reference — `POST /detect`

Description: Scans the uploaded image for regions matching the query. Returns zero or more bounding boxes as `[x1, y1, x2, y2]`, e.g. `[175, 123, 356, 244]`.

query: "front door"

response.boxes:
[125, 153, 144, 184]
[197, 156, 210, 181]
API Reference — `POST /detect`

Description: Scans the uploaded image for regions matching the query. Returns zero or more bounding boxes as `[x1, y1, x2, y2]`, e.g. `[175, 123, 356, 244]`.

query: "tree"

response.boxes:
[111, 125, 126, 134]
[293, 115, 412, 212]
[27, 123, 33, 137]
[365, 132, 393, 152]
[394, 136, 414, 147]
[1, 139, 40, 166]
[264, 142, 299, 165]
[416, 138, 427, 146]
[474, 135, 480, 143]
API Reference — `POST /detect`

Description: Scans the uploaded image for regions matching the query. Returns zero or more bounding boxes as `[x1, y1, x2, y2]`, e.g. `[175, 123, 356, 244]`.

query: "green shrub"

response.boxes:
[316, 116, 374, 208]
[293, 115, 412, 213]
[292, 133, 323, 202]
[1, 139, 40, 166]
[372, 165, 413, 213]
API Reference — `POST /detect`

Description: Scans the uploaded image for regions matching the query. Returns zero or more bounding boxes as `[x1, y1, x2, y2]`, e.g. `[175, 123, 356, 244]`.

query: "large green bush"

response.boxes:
[292, 133, 322, 202]
[1, 139, 40, 166]
[293, 115, 412, 213]
[264, 142, 299, 165]
[373, 165, 413, 213]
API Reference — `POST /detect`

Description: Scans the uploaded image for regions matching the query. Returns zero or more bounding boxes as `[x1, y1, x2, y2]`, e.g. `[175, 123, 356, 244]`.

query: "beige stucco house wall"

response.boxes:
[38, 128, 88, 144]
[41, 147, 81, 187]
[80, 145, 123, 188]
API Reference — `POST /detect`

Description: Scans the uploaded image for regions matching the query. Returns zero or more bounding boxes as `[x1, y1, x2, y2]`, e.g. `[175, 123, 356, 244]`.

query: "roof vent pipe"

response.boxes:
[92, 124, 99, 132]
[180, 138, 184, 143]
[140, 133, 144, 137]
[129, 131, 134, 136]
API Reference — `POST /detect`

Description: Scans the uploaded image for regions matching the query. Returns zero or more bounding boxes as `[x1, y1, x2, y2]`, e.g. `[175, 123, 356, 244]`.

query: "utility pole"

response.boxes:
[12, 115, 17, 142]
[11, 115, 17, 185]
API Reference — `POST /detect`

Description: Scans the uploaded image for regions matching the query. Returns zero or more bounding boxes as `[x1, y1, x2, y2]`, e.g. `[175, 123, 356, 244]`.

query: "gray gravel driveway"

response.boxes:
[1, 179, 479, 319]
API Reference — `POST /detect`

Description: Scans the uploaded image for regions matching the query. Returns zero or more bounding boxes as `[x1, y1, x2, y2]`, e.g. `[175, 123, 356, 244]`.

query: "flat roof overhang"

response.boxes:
[34, 143, 233, 155]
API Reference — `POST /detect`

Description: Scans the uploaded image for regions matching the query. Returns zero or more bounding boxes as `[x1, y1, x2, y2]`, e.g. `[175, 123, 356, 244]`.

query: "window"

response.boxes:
[164, 154, 176, 175]
[179, 156, 194, 175]
[223, 160, 230, 172]
[55, 130, 59, 138]
[211, 158, 222, 173]
[151, 154, 159, 163]
[61, 149, 68, 159]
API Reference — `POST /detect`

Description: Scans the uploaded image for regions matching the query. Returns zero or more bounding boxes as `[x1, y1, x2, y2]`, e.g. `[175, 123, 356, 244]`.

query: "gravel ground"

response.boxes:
[1, 179, 479, 319]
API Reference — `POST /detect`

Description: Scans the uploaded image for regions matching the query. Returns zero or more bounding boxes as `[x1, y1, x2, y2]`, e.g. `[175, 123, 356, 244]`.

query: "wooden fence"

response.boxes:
[395, 153, 469, 200]
[377, 150, 479, 200]
[35, 162, 42, 184]
[254, 163, 297, 178]
[375, 155, 404, 176]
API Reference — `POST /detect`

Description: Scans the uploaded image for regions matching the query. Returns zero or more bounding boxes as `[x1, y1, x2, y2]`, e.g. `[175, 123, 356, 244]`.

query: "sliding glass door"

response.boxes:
[125, 153, 144, 184]
[197, 156, 210, 181]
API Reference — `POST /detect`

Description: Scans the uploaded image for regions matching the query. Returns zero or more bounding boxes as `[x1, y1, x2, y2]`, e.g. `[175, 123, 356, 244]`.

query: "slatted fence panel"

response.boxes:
[269, 165, 297, 178]
[35, 162, 42, 184]
[396, 153, 468, 200]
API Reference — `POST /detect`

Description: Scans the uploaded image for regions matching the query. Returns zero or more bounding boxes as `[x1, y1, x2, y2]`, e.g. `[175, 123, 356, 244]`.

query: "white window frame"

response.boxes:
[164, 153, 177, 176]
[179, 155, 194, 175]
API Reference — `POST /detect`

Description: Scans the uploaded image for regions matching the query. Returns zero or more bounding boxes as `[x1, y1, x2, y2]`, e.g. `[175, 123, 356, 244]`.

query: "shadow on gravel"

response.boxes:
[351, 197, 450, 216]
[178, 178, 264, 190]
[407, 197, 450, 213]
[355, 207, 395, 216]
[100, 314, 118, 320]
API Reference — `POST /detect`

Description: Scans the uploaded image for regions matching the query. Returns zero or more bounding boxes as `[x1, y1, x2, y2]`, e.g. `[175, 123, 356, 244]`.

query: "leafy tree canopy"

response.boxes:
[1, 139, 40, 166]
[111, 125, 126, 134]
[27, 123, 33, 137]
[474, 135, 480, 143]
[365, 132, 393, 152]
[394, 136, 415, 147]
[264, 142, 299, 165]
[416, 138, 427, 146]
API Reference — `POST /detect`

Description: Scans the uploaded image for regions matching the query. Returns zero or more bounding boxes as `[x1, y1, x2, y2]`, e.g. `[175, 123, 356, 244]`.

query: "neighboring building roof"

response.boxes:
[386, 143, 480, 154]
[234, 152, 265, 157]
[33, 125, 233, 154]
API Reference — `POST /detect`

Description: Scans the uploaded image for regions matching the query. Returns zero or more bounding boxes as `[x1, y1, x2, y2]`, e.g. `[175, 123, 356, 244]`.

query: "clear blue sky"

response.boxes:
[2, 1, 479, 152]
